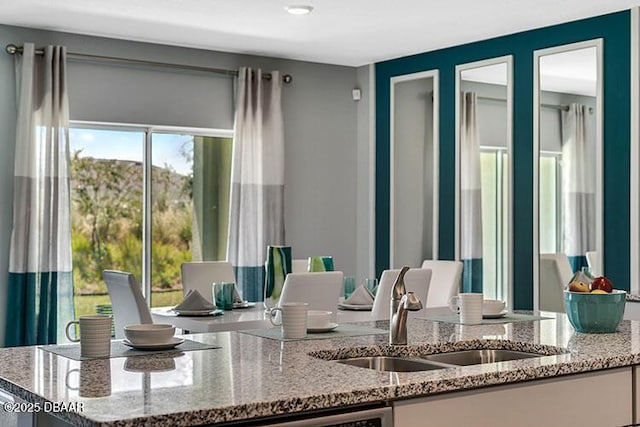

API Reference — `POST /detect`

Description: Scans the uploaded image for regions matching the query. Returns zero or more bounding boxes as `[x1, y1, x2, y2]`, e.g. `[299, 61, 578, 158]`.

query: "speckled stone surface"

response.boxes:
[1, 312, 640, 426]
[627, 293, 640, 302]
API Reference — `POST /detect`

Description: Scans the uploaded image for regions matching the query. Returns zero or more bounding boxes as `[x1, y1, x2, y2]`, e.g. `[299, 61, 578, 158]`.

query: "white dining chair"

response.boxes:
[181, 261, 236, 304]
[585, 251, 600, 277]
[420, 260, 463, 308]
[292, 259, 308, 273]
[371, 268, 432, 321]
[102, 270, 153, 339]
[277, 272, 344, 322]
[539, 253, 574, 313]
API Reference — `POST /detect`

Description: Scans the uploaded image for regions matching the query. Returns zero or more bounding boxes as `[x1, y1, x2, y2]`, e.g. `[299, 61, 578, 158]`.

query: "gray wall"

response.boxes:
[355, 65, 375, 282]
[0, 25, 368, 345]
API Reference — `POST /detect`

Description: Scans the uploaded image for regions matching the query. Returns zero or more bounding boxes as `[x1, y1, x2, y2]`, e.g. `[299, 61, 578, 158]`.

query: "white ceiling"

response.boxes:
[0, 0, 638, 66]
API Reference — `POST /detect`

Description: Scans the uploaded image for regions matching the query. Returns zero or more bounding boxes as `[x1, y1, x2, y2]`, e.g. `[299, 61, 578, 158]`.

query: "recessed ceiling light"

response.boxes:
[285, 5, 313, 15]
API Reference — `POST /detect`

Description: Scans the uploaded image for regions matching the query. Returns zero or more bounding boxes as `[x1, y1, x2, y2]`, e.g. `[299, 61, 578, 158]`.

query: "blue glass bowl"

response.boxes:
[564, 290, 626, 333]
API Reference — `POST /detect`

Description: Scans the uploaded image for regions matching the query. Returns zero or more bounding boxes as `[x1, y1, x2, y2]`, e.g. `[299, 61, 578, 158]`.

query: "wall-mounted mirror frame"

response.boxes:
[532, 39, 603, 312]
[389, 70, 439, 268]
[454, 55, 513, 309]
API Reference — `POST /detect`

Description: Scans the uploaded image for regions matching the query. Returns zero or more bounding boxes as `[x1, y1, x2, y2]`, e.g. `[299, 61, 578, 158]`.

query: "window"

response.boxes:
[69, 123, 233, 317]
[480, 148, 508, 300]
[539, 153, 562, 254]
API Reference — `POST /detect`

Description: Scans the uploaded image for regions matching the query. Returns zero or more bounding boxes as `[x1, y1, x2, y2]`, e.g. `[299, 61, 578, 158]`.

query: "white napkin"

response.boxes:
[174, 289, 215, 311]
[345, 285, 374, 305]
[233, 285, 243, 303]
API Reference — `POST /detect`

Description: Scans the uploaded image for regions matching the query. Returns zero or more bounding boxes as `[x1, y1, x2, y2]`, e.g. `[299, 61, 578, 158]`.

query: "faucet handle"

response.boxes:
[391, 266, 411, 300]
[401, 291, 422, 311]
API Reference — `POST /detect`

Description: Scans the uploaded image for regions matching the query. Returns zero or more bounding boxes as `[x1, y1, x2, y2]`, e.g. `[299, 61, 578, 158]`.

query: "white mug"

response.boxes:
[65, 314, 112, 358]
[269, 302, 308, 339]
[449, 293, 483, 325]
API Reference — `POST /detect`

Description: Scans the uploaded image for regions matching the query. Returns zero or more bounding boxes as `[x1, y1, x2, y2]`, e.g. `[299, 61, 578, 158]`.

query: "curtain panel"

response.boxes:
[5, 43, 75, 346]
[561, 103, 595, 272]
[460, 92, 483, 293]
[227, 67, 285, 302]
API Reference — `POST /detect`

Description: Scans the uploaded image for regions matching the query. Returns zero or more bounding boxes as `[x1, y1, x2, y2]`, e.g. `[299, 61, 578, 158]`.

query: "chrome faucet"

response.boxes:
[390, 266, 423, 345]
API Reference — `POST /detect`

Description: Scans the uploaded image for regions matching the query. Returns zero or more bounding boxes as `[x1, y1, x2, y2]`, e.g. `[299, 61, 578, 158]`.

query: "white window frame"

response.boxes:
[70, 120, 233, 304]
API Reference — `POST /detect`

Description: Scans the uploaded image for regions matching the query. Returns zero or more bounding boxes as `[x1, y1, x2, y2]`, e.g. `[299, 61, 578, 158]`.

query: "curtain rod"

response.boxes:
[478, 95, 593, 114]
[5, 44, 293, 84]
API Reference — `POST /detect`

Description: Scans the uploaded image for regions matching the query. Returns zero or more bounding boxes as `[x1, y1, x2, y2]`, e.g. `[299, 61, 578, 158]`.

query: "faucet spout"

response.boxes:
[389, 266, 423, 345]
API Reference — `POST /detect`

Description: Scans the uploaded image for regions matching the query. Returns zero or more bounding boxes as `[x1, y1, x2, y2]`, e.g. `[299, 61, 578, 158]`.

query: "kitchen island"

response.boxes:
[1, 312, 640, 426]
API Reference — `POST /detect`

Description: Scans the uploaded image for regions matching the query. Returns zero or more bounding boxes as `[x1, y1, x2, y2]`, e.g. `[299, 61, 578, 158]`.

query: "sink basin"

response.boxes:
[422, 349, 542, 366]
[337, 356, 451, 372]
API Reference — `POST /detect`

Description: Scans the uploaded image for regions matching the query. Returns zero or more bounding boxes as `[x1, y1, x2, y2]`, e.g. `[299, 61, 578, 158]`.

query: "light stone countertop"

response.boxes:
[1, 312, 640, 426]
[627, 293, 640, 302]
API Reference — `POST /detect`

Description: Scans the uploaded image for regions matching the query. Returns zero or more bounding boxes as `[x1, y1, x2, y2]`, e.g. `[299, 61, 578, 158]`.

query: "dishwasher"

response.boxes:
[237, 404, 393, 427]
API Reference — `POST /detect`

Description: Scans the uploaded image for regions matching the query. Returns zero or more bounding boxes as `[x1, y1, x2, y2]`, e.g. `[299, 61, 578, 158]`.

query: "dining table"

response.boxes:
[150, 304, 374, 333]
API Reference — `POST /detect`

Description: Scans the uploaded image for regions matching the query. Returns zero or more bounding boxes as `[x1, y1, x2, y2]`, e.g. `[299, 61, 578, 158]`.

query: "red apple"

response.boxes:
[590, 276, 613, 293]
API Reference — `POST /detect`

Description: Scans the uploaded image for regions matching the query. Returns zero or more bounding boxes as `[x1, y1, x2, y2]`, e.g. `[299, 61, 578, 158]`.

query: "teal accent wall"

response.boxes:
[376, 11, 631, 309]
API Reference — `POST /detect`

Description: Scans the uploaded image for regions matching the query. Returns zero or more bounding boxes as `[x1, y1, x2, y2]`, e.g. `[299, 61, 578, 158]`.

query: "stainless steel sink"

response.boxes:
[422, 349, 542, 366]
[337, 356, 451, 372]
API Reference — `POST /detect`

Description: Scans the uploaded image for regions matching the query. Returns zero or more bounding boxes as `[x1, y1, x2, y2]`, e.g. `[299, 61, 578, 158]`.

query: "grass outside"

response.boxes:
[74, 290, 184, 319]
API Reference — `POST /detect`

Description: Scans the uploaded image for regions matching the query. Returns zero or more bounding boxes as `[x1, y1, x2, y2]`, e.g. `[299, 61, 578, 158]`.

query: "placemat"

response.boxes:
[39, 339, 220, 361]
[240, 323, 388, 342]
[418, 313, 552, 325]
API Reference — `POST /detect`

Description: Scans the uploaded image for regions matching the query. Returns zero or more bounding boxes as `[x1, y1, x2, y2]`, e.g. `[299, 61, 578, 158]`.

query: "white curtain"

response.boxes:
[561, 103, 595, 272]
[227, 67, 285, 302]
[5, 43, 74, 346]
[460, 91, 483, 293]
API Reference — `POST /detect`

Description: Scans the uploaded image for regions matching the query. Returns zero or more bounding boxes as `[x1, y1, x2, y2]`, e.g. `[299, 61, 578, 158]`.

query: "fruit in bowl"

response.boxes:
[565, 274, 615, 294]
[590, 276, 613, 293]
[564, 289, 626, 333]
[567, 281, 590, 293]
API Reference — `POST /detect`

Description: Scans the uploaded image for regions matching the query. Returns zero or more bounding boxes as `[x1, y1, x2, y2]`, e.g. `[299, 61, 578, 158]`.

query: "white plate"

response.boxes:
[172, 308, 222, 316]
[123, 337, 185, 350]
[233, 301, 256, 309]
[483, 311, 508, 319]
[338, 302, 373, 311]
[307, 323, 339, 333]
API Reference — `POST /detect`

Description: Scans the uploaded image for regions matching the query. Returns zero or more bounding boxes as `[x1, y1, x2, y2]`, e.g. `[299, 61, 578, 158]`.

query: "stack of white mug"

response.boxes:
[65, 314, 112, 358]
[449, 294, 507, 324]
[449, 293, 483, 324]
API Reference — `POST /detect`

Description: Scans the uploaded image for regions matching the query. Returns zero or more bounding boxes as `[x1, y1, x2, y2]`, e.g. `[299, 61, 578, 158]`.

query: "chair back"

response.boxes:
[181, 261, 236, 304]
[278, 272, 344, 322]
[420, 260, 463, 307]
[539, 253, 573, 313]
[585, 251, 600, 277]
[371, 268, 432, 321]
[102, 270, 152, 339]
[292, 259, 308, 273]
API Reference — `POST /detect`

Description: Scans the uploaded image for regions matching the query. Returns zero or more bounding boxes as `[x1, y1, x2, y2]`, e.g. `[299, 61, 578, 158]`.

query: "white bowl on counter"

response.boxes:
[124, 324, 175, 345]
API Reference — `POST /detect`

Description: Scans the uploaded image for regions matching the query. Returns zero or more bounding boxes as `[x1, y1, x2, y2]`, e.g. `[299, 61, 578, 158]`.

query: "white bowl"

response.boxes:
[482, 299, 506, 315]
[124, 324, 175, 345]
[307, 310, 332, 329]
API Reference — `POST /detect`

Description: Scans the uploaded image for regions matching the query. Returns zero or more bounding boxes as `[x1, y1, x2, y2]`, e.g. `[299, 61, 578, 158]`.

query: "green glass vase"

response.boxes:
[264, 245, 292, 311]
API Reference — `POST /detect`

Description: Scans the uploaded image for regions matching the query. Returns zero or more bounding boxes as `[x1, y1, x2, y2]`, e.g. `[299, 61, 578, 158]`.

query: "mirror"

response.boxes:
[390, 70, 439, 268]
[455, 56, 513, 307]
[533, 40, 603, 312]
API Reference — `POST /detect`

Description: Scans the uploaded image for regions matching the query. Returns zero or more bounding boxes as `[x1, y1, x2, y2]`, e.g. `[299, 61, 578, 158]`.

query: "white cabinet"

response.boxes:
[634, 366, 640, 424]
[624, 301, 640, 320]
[393, 368, 632, 427]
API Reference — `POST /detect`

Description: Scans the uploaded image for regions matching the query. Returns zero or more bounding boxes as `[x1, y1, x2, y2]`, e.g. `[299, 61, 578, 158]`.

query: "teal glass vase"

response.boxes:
[264, 245, 292, 311]
[307, 256, 334, 272]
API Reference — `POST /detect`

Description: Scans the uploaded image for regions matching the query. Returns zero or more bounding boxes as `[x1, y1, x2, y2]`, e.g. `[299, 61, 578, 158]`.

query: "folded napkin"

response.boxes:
[174, 290, 215, 311]
[233, 285, 243, 303]
[345, 285, 374, 305]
